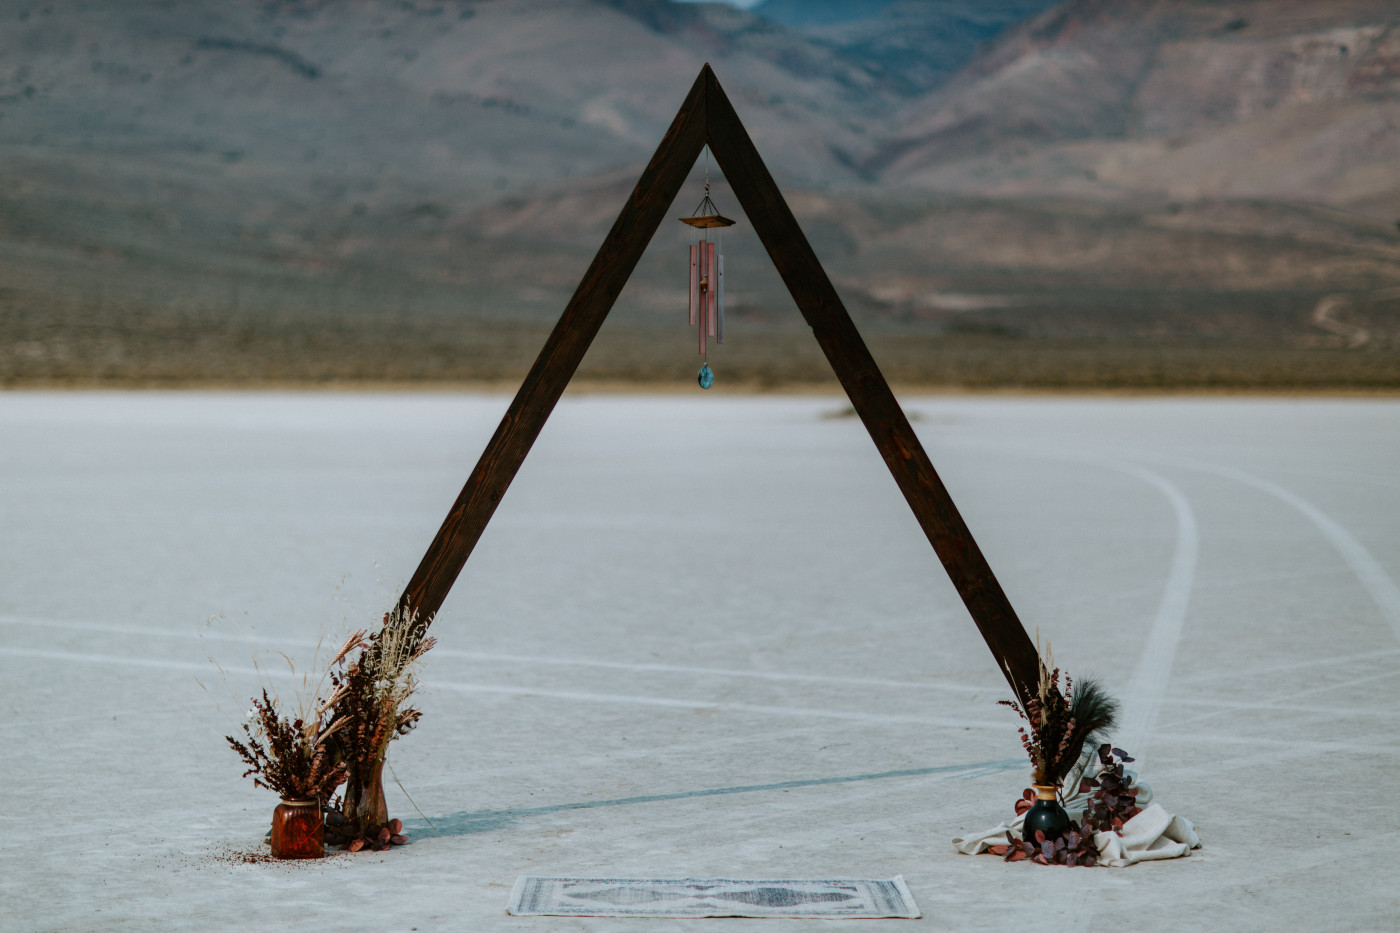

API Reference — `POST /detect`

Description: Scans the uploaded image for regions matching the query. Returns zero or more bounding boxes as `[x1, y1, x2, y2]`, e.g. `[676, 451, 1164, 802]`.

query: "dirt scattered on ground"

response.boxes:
[182, 844, 361, 871]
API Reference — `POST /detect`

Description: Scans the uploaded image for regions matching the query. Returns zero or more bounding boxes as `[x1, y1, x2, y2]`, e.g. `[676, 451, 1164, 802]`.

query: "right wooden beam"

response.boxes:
[702, 68, 1042, 705]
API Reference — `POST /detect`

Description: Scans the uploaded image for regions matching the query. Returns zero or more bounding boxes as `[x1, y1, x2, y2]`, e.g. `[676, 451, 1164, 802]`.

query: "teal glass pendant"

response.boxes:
[697, 362, 714, 389]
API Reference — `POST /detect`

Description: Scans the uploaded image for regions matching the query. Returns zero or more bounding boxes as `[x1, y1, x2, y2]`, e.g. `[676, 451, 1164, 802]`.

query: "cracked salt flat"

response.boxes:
[1, 393, 1397, 931]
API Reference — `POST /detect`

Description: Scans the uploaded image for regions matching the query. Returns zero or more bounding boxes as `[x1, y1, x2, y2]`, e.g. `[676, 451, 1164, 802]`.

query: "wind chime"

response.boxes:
[680, 159, 734, 389]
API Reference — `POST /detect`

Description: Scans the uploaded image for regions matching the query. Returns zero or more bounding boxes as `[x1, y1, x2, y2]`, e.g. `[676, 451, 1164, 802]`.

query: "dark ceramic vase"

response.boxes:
[1023, 785, 1070, 842]
[271, 799, 324, 859]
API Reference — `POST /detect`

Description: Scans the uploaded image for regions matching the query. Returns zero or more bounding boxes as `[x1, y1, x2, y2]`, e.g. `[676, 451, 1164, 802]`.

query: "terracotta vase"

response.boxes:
[1022, 784, 1070, 843]
[270, 799, 324, 859]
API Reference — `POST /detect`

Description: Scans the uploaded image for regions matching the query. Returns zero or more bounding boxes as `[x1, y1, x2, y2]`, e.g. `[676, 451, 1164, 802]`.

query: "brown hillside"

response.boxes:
[3, 0, 1399, 389]
[877, 0, 1400, 218]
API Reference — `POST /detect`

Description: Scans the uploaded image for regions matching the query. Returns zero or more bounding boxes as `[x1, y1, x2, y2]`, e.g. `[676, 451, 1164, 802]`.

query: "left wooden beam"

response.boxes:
[392, 67, 712, 631]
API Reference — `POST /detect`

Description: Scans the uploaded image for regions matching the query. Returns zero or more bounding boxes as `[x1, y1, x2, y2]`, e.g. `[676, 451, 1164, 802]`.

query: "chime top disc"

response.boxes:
[681, 192, 736, 228]
[680, 214, 736, 228]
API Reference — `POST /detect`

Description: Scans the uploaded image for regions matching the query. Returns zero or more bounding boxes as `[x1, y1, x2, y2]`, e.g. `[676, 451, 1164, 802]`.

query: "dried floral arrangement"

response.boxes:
[225, 607, 434, 854]
[988, 744, 1143, 866]
[226, 687, 349, 802]
[323, 607, 435, 850]
[997, 641, 1118, 788]
[984, 638, 1141, 867]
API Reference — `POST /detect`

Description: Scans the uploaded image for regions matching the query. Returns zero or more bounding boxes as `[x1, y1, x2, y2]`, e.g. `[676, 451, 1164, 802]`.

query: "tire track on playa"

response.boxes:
[1159, 667, 1400, 732]
[1310, 294, 1369, 348]
[0, 614, 987, 693]
[1107, 462, 1199, 761]
[961, 440, 1400, 750]
[421, 679, 1012, 731]
[1040, 453, 1397, 922]
[1063, 452, 1397, 923]
[938, 443, 1203, 933]
[1173, 643, 1400, 687]
[0, 642, 1010, 732]
[1310, 286, 1400, 349]
[0, 619, 864, 777]
[0, 442, 1209, 797]
[3, 439, 1210, 763]
[1033, 449, 1400, 763]
[1161, 459, 1400, 646]
[0, 641, 1024, 819]
[942, 441, 1200, 763]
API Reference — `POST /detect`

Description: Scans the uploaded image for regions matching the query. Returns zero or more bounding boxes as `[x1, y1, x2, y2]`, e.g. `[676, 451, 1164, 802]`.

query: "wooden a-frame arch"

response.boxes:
[391, 65, 1042, 708]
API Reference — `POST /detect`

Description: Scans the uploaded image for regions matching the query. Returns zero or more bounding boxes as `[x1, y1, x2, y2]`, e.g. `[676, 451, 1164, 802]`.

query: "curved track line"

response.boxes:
[1108, 462, 1199, 760]
[937, 439, 1200, 762]
[0, 645, 246, 676]
[924, 447, 1201, 929]
[1160, 667, 1400, 732]
[429, 648, 989, 694]
[0, 644, 1008, 731]
[424, 677, 1009, 730]
[1047, 460, 1195, 926]
[1165, 459, 1400, 646]
[0, 614, 988, 694]
[1311, 294, 1370, 348]
[1175, 645, 1400, 687]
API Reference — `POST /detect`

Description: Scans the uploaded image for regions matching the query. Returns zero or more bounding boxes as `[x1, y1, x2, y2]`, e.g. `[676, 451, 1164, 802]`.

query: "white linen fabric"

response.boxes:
[1092, 803, 1201, 866]
[952, 758, 1200, 867]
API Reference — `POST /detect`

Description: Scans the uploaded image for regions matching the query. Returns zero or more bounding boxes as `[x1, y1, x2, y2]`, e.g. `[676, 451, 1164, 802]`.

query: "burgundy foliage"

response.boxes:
[984, 745, 1141, 867]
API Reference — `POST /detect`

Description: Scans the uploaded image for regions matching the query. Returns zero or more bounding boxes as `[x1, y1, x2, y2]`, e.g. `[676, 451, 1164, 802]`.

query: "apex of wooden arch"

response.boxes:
[393, 64, 1041, 706]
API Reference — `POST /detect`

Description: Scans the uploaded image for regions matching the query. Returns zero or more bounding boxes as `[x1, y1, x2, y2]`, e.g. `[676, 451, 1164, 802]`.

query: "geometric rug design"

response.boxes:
[506, 876, 921, 919]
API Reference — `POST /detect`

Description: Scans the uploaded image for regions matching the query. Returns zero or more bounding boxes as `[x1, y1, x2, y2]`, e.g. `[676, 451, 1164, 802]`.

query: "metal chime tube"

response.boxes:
[682, 170, 733, 372]
[698, 239, 709, 356]
[688, 243, 698, 327]
[706, 238, 717, 338]
[716, 251, 724, 343]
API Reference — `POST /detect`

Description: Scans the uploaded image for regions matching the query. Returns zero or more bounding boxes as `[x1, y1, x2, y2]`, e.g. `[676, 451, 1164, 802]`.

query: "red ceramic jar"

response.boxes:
[270, 799, 324, 859]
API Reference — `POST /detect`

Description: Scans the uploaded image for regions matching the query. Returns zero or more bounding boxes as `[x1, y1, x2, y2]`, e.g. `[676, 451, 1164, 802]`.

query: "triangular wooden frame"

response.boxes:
[393, 65, 1041, 706]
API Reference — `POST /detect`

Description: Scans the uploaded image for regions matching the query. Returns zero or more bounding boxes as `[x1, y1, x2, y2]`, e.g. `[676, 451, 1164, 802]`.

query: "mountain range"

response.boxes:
[2, 0, 1398, 388]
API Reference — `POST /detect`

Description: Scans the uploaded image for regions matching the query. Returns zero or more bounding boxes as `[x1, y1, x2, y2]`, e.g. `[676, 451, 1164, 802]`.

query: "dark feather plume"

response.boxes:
[1064, 676, 1118, 770]
[1004, 667, 1122, 786]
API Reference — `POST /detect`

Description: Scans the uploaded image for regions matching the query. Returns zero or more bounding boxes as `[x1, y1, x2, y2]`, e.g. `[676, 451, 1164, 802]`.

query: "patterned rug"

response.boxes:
[506, 876, 921, 919]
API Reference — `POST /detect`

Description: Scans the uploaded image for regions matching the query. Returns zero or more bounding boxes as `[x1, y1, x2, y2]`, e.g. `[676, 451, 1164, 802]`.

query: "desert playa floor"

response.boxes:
[2, 392, 1397, 931]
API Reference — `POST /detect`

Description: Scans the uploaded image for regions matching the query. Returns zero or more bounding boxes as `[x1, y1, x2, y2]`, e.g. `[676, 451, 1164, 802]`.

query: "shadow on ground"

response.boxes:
[407, 758, 1024, 838]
